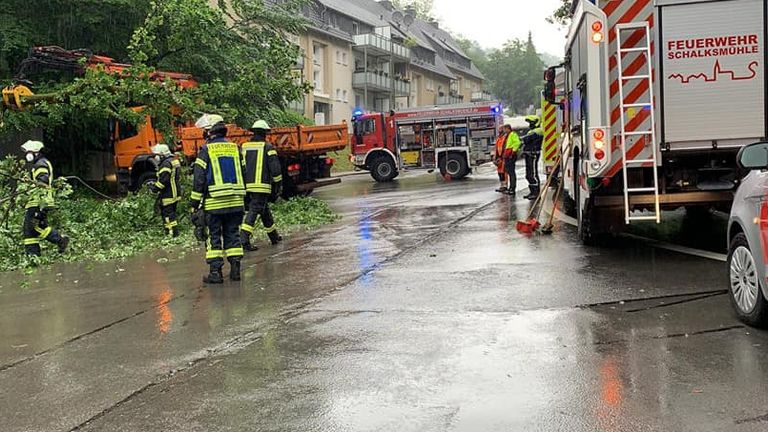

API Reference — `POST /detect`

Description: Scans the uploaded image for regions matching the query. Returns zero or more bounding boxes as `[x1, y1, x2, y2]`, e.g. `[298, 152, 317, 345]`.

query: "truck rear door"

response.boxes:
[659, 0, 765, 150]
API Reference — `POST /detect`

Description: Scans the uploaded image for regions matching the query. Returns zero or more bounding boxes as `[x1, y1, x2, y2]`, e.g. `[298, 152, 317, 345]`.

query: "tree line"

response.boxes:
[0, 0, 311, 139]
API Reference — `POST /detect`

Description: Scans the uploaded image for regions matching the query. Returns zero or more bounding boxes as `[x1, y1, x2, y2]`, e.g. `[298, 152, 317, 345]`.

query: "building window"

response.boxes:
[313, 70, 322, 92]
[342, 52, 348, 66]
[426, 78, 434, 92]
[336, 89, 341, 101]
[336, 50, 341, 64]
[352, 22, 359, 35]
[465, 79, 472, 90]
[343, 90, 348, 102]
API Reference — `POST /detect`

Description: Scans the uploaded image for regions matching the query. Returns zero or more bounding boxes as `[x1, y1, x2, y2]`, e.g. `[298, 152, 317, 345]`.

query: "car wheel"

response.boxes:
[728, 233, 768, 327]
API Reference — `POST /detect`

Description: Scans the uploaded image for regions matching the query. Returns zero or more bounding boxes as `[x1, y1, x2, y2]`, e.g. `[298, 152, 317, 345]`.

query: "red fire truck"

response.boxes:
[350, 102, 503, 182]
[546, 0, 766, 244]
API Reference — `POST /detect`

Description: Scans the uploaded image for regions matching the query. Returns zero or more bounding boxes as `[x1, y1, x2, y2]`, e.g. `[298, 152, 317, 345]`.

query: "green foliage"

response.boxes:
[0, 156, 338, 273]
[547, 0, 573, 26]
[1, 0, 310, 144]
[484, 33, 546, 114]
[392, 0, 435, 20]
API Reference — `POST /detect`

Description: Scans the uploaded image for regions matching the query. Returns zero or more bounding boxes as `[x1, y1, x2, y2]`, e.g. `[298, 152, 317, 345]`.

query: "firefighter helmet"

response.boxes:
[195, 114, 225, 130]
[20, 140, 44, 153]
[524, 115, 540, 127]
[151, 144, 172, 156]
[250, 120, 271, 131]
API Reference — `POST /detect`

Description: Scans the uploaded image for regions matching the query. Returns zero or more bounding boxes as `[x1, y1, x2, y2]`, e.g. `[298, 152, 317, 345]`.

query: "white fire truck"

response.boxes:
[546, 0, 766, 243]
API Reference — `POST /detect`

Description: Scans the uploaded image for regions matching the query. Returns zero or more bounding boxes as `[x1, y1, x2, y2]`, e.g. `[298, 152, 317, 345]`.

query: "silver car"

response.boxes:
[728, 142, 768, 326]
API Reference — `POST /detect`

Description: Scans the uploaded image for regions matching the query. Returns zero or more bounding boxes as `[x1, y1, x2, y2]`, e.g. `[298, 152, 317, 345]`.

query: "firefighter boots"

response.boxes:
[203, 266, 224, 284]
[230, 260, 242, 281]
[268, 231, 282, 245]
[58, 236, 70, 254]
[240, 232, 259, 252]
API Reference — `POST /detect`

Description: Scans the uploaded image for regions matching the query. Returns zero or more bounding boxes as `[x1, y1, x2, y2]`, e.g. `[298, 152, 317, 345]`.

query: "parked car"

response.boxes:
[728, 141, 768, 326]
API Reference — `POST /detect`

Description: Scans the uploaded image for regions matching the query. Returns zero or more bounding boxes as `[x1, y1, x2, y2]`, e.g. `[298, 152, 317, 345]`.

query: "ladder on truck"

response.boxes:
[616, 22, 660, 224]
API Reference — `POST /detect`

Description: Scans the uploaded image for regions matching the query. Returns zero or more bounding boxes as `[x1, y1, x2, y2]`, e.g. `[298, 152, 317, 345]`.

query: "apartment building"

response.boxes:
[288, 0, 489, 124]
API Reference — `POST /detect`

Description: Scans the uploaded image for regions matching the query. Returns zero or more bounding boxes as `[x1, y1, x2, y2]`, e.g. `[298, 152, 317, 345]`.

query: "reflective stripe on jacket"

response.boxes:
[26, 157, 54, 209]
[192, 138, 245, 213]
[154, 156, 183, 206]
[241, 140, 283, 194]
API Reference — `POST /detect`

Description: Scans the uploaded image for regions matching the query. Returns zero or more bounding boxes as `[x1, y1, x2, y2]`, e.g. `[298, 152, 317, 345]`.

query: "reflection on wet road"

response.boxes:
[0, 169, 763, 432]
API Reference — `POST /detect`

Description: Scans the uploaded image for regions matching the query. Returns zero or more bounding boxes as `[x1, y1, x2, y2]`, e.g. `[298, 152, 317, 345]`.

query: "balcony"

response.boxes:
[353, 33, 410, 60]
[437, 94, 464, 105]
[471, 91, 494, 102]
[353, 72, 411, 96]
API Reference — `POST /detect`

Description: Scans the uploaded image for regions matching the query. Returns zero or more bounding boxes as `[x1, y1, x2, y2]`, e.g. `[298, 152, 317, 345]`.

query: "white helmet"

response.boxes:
[20, 140, 44, 153]
[251, 119, 271, 131]
[195, 114, 225, 130]
[151, 144, 172, 156]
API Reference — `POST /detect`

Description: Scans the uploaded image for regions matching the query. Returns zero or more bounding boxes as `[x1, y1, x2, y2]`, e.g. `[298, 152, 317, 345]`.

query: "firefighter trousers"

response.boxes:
[161, 202, 179, 237]
[23, 207, 64, 256]
[524, 152, 541, 195]
[205, 211, 244, 269]
[241, 193, 278, 240]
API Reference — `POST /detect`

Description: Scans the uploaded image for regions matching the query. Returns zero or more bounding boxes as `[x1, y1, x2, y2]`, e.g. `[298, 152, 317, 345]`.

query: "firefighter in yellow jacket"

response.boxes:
[148, 144, 182, 237]
[190, 114, 246, 284]
[21, 140, 69, 256]
[240, 120, 283, 251]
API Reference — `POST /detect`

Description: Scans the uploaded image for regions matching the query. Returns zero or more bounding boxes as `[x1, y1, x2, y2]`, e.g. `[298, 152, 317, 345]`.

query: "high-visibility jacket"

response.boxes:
[191, 137, 245, 214]
[152, 156, 182, 206]
[522, 127, 544, 153]
[26, 156, 54, 209]
[241, 140, 282, 194]
[494, 133, 507, 174]
[503, 131, 522, 158]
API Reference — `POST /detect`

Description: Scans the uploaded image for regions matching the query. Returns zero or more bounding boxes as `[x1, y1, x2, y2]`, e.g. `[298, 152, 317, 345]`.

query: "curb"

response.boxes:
[332, 171, 368, 178]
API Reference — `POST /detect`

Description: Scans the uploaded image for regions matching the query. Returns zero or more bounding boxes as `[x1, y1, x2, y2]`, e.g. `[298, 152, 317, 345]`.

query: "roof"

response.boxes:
[317, 0, 390, 27]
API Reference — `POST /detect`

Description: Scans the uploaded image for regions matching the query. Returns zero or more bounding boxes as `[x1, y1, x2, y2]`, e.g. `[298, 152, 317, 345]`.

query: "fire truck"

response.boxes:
[350, 102, 503, 182]
[546, 0, 766, 243]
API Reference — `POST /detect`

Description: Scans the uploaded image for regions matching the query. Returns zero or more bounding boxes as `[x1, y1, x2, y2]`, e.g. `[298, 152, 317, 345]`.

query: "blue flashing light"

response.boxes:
[491, 105, 502, 114]
[352, 108, 364, 119]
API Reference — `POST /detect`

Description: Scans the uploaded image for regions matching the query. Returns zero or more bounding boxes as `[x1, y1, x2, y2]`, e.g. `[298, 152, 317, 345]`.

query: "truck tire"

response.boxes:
[578, 196, 600, 246]
[439, 153, 469, 180]
[370, 156, 397, 182]
[135, 172, 157, 192]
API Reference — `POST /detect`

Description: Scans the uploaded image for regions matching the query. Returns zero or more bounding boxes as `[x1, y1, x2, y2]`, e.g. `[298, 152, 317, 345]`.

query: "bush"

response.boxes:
[0, 156, 339, 273]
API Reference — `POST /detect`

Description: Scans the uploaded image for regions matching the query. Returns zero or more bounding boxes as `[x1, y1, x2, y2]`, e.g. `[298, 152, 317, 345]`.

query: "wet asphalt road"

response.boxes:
[1, 167, 766, 432]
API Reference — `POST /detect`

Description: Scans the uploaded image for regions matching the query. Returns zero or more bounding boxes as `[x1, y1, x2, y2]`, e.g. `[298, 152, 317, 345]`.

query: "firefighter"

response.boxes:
[190, 114, 246, 284]
[493, 125, 508, 193]
[20, 140, 69, 256]
[148, 144, 182, 237]
[503, 124, 522, 196]
[522, 115, 544, 200]
[240, 120, 283, 252]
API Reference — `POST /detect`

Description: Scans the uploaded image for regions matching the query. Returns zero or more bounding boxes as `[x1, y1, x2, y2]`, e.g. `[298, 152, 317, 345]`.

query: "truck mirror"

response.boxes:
[738, 142, 768, 170]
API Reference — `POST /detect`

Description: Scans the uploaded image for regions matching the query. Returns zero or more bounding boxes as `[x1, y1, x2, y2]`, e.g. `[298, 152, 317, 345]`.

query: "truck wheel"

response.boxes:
[578, 197, 601, 246]
[439, 153, 469, 180]
[135, 172, 156, 192]
[370, 157, 397, 182]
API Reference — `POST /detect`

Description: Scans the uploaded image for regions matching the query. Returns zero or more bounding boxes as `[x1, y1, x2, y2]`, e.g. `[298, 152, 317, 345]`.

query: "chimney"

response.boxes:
[379, 0, 394, 11]
[428, 19, 439, 29]
[404, 6, 416, 18]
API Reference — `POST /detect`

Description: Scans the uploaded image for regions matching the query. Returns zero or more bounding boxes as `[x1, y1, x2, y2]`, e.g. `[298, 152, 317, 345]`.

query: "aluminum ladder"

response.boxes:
[616, 22, 660, 224]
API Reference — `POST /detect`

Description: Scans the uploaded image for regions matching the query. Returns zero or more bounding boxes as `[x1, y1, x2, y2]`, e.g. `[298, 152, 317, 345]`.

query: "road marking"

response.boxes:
[546, 205, 727, 262]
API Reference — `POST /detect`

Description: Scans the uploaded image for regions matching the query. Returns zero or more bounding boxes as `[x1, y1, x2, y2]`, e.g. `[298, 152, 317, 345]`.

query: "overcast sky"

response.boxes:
[431, 0, 568, 55]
